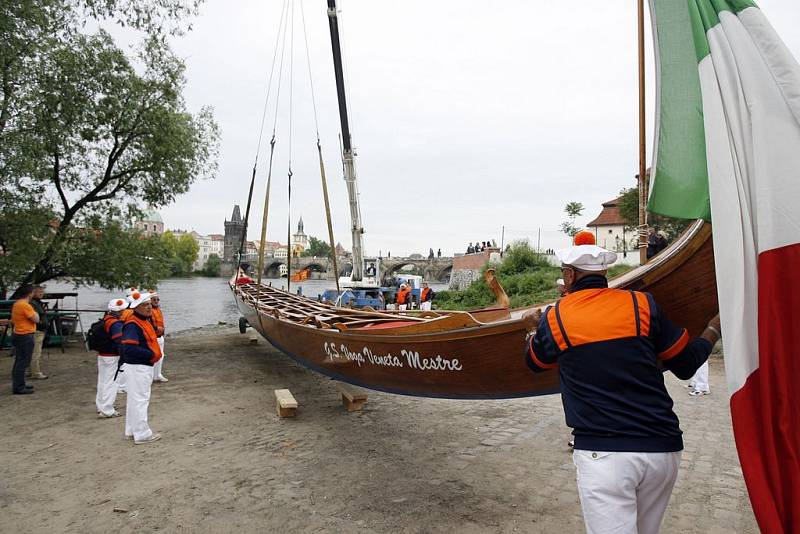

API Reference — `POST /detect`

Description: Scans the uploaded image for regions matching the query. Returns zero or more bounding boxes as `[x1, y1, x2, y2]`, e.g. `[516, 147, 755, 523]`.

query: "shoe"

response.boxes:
[32, 373, 48, 380]
[689, 389, 710, 396]
[686, 382, 696, 388]
[24, 384, 34, 390]
[13, 389, 34, 395]
[134, 433, 162, 445]
[154, 376, 169, 383]
[98, 411, 122, 418]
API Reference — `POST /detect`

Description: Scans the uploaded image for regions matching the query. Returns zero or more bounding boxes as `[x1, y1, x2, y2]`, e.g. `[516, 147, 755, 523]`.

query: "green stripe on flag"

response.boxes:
[647, 0, 759, 221]
[647, 0, 711, 220]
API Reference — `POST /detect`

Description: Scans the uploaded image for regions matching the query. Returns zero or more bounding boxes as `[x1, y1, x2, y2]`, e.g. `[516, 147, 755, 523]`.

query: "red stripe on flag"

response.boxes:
[731, 243, 800, 533]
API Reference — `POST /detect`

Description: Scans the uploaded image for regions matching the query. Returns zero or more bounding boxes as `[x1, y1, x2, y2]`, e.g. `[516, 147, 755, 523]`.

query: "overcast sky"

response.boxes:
[146, 0, 800, 256]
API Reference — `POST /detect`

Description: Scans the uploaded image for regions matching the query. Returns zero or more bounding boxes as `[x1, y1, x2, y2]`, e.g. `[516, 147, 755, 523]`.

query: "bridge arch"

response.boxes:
[264, 261, 285, 278]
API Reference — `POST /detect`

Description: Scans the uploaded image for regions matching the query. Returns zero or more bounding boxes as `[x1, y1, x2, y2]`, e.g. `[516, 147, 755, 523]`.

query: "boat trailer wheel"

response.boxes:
[238, 317, 249, 334]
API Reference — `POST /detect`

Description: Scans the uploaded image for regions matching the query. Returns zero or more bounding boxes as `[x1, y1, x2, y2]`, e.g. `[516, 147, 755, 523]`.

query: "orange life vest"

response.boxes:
[397, 288, 411, 304]
[421, 288, 432, 302]
[123, 313, 162, 364]
[150, 307, 165, 337]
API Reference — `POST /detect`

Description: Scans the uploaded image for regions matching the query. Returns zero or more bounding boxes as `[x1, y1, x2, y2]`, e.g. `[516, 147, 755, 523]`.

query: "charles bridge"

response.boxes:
[259, 256, 454, 283]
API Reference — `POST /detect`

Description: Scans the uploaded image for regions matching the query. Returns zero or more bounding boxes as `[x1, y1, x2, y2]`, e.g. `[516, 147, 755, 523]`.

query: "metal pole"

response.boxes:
[500, 226, 505, 256]
[318, 141, 340, 292]
[256, 137, 277, 285]
[537, 227, 541, 252]
[638, 0, 648, 265]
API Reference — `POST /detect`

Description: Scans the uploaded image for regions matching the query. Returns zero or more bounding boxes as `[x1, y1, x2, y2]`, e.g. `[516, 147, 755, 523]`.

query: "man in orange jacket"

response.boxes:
[149, 291, 168, 383]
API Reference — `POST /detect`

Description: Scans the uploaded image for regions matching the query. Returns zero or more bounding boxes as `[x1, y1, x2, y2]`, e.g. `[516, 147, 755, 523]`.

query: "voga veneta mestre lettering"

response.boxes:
[322, 342, 463, 372]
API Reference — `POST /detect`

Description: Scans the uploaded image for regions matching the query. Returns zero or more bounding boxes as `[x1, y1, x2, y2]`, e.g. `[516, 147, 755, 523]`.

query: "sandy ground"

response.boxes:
[0, 326, 756, 533]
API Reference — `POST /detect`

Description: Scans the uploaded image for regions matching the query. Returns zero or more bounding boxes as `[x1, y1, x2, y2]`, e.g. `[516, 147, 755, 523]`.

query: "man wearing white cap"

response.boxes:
[120, 291, 162, 444]
[95, 298, 127, 417]
[524, 237, 721, 534]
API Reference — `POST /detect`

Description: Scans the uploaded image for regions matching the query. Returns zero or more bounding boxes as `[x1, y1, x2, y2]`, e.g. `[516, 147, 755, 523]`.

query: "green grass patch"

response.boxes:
[435, 243, 640, 311]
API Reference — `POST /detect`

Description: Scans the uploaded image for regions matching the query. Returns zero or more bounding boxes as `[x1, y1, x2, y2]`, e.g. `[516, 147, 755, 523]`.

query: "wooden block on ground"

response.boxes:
[249, 335, 259, 344]
[336, 382, 368, 412]
[274, 389, 298, 418]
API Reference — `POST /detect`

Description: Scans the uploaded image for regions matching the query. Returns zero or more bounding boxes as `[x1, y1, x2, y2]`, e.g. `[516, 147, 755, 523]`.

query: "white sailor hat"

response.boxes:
[107, 298, 128, 312]
[556, 245, 617, 272]
[128, 290, 152, 309]
[125, 287, 138, 297]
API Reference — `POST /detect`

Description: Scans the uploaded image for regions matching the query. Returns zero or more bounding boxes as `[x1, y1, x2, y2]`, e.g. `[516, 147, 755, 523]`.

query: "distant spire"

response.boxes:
[297, 216, 304, 234]
[231, 204, 242, 223]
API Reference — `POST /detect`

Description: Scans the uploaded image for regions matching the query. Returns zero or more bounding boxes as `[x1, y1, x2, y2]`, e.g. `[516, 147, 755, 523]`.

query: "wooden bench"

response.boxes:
[274, 389, 298, 418]
[336, 383, 368, 412]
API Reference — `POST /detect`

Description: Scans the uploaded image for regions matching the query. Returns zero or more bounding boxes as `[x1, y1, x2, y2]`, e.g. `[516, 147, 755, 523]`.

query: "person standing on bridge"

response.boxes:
[420, 282, 435, 311]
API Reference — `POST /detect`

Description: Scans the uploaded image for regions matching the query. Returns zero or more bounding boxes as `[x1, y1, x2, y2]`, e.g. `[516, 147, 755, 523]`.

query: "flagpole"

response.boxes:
[637, 0, 648, 265]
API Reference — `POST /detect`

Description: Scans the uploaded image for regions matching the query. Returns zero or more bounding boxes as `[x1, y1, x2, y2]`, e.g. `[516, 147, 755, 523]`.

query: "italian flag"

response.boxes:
[648, 1, 800, 531]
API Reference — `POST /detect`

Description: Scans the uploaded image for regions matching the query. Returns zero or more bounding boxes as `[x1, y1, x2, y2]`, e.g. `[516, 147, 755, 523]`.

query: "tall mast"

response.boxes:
[327, 0, 364, 282]
[637, 0, 648, 265]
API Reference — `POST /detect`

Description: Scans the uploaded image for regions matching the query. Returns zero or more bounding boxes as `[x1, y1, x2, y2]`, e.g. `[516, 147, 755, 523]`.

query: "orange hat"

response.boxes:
[573, 230, 596, 246]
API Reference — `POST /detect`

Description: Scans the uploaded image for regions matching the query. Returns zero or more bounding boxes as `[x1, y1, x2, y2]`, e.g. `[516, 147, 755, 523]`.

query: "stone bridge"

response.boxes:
[259, 256, 454, 283]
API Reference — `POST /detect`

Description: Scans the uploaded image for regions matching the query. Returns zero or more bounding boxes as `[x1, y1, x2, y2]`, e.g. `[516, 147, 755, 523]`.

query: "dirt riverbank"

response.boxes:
[0, 325, 756, 533]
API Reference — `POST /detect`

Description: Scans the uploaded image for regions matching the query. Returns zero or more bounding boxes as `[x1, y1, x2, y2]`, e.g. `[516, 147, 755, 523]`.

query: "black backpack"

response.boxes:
[87, 317, 115, 354]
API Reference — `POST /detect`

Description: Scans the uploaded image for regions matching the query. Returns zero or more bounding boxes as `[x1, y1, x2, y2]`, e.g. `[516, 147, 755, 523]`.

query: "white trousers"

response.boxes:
[573, 450, 680, 534]
[124, 364, 154, 441]
[398, 304, 408, 311]
[152, 337, 166, 380]
[690, 361, 709, 392]
[420, 301, 432, 311]
[95, 356, 119, 416]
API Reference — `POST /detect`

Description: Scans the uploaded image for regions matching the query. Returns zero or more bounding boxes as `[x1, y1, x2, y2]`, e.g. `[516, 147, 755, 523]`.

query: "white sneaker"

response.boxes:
[98, 410, 122, 418]
[134, 433, 162, 445]
[154, 376, 169, 383]
[689, 389, 710, 396]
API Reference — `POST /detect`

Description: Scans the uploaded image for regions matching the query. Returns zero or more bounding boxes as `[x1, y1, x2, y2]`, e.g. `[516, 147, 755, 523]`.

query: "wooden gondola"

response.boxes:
[232, 220, 718, 399]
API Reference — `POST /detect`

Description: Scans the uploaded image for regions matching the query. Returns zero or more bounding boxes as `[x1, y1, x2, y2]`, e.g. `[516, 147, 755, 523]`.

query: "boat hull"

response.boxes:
[235, 296, 559, 399]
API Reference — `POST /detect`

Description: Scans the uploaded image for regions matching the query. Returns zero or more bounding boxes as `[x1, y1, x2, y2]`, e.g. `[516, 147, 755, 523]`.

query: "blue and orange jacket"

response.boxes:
[526, 275, 712, 453]
[121, 312, 163, 366]
[99, 314, 124, 356]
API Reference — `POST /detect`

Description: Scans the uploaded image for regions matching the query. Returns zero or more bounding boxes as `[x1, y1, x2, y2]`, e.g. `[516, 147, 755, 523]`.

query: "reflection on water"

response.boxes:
[44, 277, 450, 334]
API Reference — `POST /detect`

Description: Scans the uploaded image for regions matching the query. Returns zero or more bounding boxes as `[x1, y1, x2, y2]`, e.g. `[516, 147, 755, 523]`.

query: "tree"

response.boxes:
[160, 231, 198, 277]
[560, 201, 584, 238]
[300, 236, 333, 258]
[199, 253, 220, 277]
[0, 1, 218, 296]
[618, 187, 691, 241]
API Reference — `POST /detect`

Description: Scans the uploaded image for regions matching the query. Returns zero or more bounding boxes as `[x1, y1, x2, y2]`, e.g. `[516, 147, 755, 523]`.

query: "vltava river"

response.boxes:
[44, 278, 449, 334]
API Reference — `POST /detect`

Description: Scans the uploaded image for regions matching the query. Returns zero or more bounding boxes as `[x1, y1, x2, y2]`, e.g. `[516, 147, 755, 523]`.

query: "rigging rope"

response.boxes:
[241, 0, 290, 278]
[253, 0, 291, 281]
[301, 0, 339, 292]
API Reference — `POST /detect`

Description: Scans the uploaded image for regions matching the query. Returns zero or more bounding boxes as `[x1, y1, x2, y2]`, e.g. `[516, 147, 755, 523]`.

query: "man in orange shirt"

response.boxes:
[10, 285, 39, 395]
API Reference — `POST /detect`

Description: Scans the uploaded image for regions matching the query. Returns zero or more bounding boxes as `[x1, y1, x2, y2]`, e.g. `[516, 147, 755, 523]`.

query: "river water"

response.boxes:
[44, 278, 449, 334]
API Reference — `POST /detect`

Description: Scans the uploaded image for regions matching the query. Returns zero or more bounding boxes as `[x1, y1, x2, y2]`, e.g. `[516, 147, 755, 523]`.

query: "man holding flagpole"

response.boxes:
[524, 240, 720, 533]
